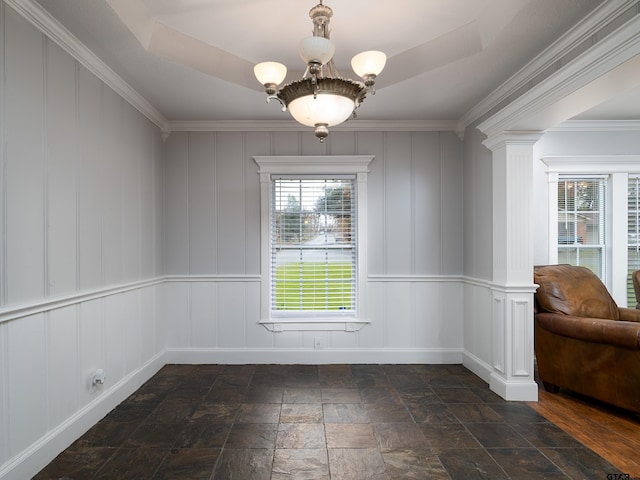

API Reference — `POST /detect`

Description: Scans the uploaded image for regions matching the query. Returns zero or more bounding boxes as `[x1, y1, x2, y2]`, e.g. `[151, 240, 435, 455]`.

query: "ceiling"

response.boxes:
[32, 0, 637, 126]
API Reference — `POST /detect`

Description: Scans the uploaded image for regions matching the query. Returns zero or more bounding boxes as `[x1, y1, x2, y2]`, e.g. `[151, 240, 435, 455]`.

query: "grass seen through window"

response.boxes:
[275, 262, 353, 310]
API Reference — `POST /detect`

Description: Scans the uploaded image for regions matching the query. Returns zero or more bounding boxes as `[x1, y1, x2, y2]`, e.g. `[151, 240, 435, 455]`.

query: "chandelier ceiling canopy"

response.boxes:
[254, 1, 386, 142]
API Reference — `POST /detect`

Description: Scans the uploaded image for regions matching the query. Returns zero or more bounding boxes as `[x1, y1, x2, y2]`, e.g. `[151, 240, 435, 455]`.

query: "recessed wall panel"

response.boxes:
[440, 132, 464, 275]
[46, 41, 78, 297]
[123, 291, 141, 375]
[414, 282, 442, 349]
[383, 133, 413, 274]
[7, 314, 47, 457]
[216, 133, 246, 273]
[104, 295, 125, 385]
[326, 131, 357, 156]
[442, 282, 464, 348]
[272, 131, 300, 156]
[77, 67, 104, 290]
[140, 286, 157, 363]
[164, 133, 189, 274]
[101, 87, 124, 286]
[359, 132, 385, 275]
[190, 282, 217, 349]
[412, 132, 442, 274]
[48, 306, 78, 427]
[217, 282, 246, 348]
[140, 123, 155, 278]
[188, 132, 216, 274]
[78, 299, 104, 407]
[4, 9, 45, 304]
[385, 282, 413, 348]
[121, 106, 142, 282]
[164, 282, 190, 348]
[243, 132, 271, 275]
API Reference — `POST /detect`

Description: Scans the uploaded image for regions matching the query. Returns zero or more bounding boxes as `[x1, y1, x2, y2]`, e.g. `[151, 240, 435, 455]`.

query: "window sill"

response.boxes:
[259, 319, 369, 332]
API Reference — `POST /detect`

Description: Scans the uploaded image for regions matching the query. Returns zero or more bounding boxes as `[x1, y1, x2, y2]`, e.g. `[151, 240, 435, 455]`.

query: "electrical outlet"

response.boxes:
[313, 337, 322, 349]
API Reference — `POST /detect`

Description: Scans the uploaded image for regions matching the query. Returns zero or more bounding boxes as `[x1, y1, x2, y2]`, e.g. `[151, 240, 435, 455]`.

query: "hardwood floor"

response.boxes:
[528, 386, 640, 478]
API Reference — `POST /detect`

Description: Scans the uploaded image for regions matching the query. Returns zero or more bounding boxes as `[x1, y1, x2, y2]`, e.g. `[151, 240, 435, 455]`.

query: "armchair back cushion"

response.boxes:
[534, 264, 619, 320]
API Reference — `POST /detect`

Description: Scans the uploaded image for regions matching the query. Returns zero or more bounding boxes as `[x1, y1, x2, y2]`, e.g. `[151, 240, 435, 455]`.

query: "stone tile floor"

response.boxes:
[35, 364, 622, 479]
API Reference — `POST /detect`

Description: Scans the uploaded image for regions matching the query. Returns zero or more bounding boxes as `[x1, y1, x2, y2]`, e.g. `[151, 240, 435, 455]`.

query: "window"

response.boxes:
[544, 156, 640, 307]
[254, 155, 373, 331]
[271, 176, 356, 314]
[557, 177, 607, 278]
[628, 176, 640, 306]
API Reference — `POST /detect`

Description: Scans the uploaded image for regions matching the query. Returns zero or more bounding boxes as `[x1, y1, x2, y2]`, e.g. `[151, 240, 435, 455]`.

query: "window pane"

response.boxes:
[271, 177, 356, 313]
[557, 177, 606, 279]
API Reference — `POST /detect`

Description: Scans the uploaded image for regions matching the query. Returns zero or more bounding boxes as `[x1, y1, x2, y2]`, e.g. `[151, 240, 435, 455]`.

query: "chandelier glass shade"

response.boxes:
[254, 1, 386, 142]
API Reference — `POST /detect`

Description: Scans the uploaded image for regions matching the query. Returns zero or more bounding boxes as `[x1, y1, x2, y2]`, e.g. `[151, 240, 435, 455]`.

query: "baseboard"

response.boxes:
[489, 372, 539, 401]
[463, 351, 538, 401]
[462, 350, 493, 383]
[165, 347, 463, 365]
[0, 351, 167, 480]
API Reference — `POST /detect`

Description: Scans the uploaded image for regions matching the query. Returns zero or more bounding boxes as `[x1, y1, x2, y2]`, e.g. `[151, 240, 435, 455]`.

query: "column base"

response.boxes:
[490, 372, 539, 401]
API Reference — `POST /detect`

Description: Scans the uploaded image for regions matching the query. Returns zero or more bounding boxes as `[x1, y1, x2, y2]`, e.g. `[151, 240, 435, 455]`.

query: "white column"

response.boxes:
[484, 132, 543, 401]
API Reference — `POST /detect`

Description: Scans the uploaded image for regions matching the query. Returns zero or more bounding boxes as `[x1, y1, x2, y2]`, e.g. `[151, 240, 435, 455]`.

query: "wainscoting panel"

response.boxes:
[163, 277, 463, 363]
[0, 285, 165, 479]
[462, 278, 495, 382]
[47, 306, 79, 431]
[6, 313, 47, 459]
[78, 299, 105, 407]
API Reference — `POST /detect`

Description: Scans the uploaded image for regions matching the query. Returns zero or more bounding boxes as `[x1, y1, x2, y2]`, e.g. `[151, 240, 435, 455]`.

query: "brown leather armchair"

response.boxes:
[534, 264, 640, 413]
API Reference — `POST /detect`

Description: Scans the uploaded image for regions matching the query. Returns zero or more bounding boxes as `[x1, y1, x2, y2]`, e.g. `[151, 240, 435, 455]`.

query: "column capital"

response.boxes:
[482, 131, 544, 152]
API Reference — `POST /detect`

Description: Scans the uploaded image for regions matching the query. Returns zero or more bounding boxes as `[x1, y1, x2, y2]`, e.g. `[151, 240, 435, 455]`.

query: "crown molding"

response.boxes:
[167, 119, 459, 134]
[477, 12, 640, 139]
[5, 0, 170, 134]
[547, 119, 640, 132]
[541, 155, 640, 173]
[460, 0, 639, 130]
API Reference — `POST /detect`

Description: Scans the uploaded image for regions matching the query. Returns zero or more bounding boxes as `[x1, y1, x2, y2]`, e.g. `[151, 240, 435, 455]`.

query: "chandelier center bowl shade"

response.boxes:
[254, 1, 386, 142]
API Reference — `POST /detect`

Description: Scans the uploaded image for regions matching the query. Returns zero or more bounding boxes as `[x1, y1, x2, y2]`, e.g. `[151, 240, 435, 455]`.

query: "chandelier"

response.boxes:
[254, 1, 386, 142]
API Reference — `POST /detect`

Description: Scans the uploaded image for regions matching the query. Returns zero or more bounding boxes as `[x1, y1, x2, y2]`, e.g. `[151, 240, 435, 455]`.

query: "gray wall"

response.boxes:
[461, 123, 494, 375]
[162, 130, 465, 358]
[0, 7, 164, 477]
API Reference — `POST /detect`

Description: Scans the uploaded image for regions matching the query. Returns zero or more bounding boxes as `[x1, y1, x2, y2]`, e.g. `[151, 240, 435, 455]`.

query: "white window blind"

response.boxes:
[557, 177, 607, 279]
[628, 176, 640, 306]
[270, 176, 356, 315]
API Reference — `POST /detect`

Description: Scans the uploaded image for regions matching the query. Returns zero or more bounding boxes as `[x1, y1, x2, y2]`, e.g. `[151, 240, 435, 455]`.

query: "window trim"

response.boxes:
[543, 155, 640, 306]
[555, 175, 608, 280]
[254, 156, 373, 332]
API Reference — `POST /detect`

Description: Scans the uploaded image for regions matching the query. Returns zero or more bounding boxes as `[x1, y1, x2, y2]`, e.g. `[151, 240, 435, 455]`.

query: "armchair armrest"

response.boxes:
[618, 307, 640, 323]
[535, 313, 640, 349]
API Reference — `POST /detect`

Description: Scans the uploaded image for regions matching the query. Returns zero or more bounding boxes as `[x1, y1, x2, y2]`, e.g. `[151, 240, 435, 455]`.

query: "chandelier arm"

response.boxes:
[266, 94, 287, 112]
